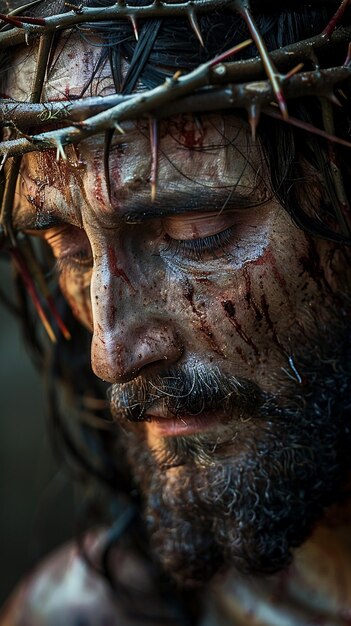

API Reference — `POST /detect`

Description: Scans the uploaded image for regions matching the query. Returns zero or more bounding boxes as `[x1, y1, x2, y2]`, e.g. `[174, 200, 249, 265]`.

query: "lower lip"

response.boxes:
[146, 413, 221, 437]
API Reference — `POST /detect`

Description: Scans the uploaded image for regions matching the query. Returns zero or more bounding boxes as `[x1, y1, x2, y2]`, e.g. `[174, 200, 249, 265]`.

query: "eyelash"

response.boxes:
[163, 226, 235, 262]
[48, 223, 235, 271]
[55, 250, 93, 274]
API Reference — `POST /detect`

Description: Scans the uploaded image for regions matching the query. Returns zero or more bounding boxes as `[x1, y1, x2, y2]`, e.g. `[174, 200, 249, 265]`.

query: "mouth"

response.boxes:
[145, 406, 225, 437]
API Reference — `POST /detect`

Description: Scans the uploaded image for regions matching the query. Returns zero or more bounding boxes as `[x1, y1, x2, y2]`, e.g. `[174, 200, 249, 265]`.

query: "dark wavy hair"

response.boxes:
[1, 0, 351, 622]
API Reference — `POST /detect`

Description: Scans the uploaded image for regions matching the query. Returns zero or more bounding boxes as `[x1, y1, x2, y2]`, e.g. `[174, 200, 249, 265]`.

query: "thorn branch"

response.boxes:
[236, 4, 289, 120]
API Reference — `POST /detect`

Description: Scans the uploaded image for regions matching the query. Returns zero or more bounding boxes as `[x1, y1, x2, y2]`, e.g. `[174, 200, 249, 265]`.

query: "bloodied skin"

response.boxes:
[2, 30, 351, 626]
[10, 37, 342, 401]
[16, 114, 337, 392]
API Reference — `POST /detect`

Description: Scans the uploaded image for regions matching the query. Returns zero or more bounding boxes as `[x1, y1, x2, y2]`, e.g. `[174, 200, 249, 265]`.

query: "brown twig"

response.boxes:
[0, 39, 252, 157]
[0, 0, 349, 339]
[1, 66, 350, 158]
[0, 0, 348, 49]
[0, 0, 242, 48]
[1, 21, 350, 129]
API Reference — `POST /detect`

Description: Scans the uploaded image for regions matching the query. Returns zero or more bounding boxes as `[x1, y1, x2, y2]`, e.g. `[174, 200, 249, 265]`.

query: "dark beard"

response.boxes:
[109, 313, 351, 585]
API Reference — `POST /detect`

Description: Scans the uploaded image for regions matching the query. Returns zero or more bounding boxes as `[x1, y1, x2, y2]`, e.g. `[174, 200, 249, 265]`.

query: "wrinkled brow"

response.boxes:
[118, 188, 268, 223]
[13, 186, 266, 231]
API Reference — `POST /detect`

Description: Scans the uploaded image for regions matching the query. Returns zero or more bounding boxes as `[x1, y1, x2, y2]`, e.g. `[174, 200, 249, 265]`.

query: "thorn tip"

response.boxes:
[129, 14, 139, 41]
[188, 9, 204, 47]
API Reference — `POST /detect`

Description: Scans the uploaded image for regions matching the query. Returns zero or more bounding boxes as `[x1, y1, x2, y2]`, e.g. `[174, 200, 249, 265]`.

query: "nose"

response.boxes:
[90, 254, 182, 384]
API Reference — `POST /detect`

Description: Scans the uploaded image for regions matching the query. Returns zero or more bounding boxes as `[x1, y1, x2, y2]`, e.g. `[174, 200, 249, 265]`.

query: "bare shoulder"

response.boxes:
[0, 530, 176, 626]
[0, 534, 125, 626]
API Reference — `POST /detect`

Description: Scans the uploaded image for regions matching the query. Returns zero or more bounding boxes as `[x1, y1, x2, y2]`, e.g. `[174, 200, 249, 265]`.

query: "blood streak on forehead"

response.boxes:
[7, 34, 115, 102]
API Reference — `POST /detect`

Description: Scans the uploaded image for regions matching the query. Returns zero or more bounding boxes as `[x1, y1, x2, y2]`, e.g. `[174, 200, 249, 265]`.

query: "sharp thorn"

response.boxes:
[283, 62, 304, 81]
[238, 7, 289, 120]
[64, 2, 84, 13]
[276, 89, 289, 120]
[55, 140, 67, 161]
[248, 103, 260, 141]
[129, 15, 139, 41]
[338, 89, 348, 100]
[323, 0, 350, 38]
[344, 42, 351, 67]
[263, 107, 351, 150]
[188, 9, 204, 47]
[328, 92, 343, 107]
[208, 38, 252, 67]
[151, 181, 157, 203]
[0, 13, 21, 27]
[172, 70, 182, 81]
[114, 121, 125, 134]
[149, 117, 159, 203]
[0, 153, 8, 172]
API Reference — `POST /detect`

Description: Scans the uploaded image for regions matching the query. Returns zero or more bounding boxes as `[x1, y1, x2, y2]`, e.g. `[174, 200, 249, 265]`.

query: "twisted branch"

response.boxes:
[0, 0, 242, 47]
[0, 0, 348, 48]
[0, 65, 350, 158]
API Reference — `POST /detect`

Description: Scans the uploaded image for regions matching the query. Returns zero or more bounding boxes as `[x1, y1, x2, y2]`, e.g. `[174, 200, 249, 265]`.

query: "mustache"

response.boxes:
[108, 364, 264, 423]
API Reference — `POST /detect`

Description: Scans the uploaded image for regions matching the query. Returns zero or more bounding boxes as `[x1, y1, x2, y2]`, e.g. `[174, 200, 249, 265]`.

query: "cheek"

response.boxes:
[180, 274, 267, 363]
[59, 269, 93, 331]
[176, 242, 310, 366]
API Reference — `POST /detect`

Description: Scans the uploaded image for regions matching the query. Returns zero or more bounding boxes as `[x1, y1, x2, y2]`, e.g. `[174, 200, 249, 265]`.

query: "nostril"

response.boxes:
[130, 342, 183, 378]
[91, 327, 184, 384]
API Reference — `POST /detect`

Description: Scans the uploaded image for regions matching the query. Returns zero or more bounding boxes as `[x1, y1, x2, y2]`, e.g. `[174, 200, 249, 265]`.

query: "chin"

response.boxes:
[127, 412, 348, 586]
[125, 383, 350, 582]
[111, 308, 351, 586]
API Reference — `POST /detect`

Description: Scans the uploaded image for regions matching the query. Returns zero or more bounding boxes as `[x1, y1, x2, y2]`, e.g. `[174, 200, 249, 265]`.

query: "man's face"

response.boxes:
[8, 36, 351, 582]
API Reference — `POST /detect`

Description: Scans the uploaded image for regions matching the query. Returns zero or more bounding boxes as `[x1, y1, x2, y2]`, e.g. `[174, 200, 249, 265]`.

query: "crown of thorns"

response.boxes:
[0, 0, 350, 342]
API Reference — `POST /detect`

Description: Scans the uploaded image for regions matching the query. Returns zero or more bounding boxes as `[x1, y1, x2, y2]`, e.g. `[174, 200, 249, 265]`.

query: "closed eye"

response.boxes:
[162, 211, 236, 241]
[40, 225, 93, 272]
[163, 227, 235, 262]
[161, 211, 237, 262]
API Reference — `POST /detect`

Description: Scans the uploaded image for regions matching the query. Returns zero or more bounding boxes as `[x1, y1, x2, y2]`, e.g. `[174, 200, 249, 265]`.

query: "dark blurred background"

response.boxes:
[0, 260, 75, 605]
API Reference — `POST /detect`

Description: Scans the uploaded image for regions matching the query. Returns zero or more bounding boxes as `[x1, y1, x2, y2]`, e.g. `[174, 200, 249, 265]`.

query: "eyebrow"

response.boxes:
[14, 187, 263, 231]
[13, 211, 67, 232]
[119, 188, 262, 224]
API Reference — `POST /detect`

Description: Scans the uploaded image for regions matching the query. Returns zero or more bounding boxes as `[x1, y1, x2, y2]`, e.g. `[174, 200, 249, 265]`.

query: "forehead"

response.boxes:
[13, 113, 268, 232]
[6, 34, 114, 101]
[6, 33, 270, 221]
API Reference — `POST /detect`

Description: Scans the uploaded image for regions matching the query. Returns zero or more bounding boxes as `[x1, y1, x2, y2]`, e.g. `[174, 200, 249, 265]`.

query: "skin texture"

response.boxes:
[0, 530, 185, 626]
[11, 39, 344, 398]
[6, 32, 351, 597]
[10, 39, 339, 385]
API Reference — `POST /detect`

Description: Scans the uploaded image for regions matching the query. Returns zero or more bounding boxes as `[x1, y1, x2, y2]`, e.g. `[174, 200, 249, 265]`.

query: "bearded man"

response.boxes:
[0, 0, 351, 623]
